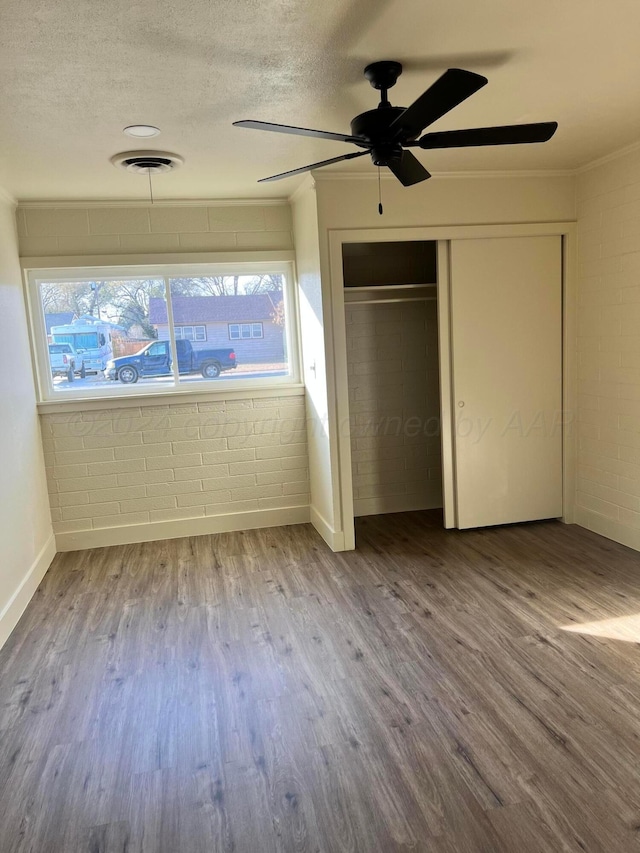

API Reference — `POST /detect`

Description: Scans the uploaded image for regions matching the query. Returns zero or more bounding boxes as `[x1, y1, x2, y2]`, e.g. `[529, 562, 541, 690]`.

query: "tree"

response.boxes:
[101, 279, 164, 338]
[39, 280, 108, 317]
[169, 274, 283, 297]
[269, 297, 286, 327]
[40, 278, 164, 338]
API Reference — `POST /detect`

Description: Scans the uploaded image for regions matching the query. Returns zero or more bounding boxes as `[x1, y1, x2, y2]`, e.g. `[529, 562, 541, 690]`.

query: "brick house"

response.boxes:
[148, 294, 285, 364]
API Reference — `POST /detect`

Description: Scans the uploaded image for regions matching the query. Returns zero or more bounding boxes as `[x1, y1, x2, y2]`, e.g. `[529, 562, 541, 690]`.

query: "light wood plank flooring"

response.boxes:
[1, 511, 640, 851]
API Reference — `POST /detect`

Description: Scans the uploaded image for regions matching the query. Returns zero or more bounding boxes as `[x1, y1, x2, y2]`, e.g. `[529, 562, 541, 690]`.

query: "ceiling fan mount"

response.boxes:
[233, 60, 558, 187]
[363, 60, 403, 93]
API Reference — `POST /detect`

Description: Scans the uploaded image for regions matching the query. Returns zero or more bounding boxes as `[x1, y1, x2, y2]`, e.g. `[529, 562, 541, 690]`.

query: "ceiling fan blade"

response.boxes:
[257, 150, 369, 183]
[416, 121, 558, 149]
[387, 151, 431, 187]
[234, 119, 369, 146]
[389, 68, 488, 140]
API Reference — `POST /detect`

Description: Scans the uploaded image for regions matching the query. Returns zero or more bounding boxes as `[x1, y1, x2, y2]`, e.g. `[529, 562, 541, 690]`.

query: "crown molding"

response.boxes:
[287, 175, 316, 204]
[576, 137, 640, 174]
[0, 185, 17, 206]
[16, 197, 290, 209]
[312, 167, 575, 182]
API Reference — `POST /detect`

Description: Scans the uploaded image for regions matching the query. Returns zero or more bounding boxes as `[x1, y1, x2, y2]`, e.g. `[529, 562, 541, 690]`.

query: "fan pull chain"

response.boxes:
[148, 168, 155, 204]
[378, 167, 383, 215]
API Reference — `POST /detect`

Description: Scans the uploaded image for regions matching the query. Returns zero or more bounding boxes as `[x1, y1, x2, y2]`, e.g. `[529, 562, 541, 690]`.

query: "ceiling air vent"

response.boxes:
[111, 150, 184, 173]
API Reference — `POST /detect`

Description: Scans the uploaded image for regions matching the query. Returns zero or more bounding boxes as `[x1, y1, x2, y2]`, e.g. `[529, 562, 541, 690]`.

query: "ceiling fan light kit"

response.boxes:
[233, 60, 558, 193]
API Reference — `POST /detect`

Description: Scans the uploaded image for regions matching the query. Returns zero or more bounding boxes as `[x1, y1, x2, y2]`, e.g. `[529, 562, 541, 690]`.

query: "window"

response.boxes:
[26, 263, 297, 401]
[147, 341, 168, 356]
[175, 325, 206, 342]
[55, 331, 99, 349]
[229, 323, 263, 340]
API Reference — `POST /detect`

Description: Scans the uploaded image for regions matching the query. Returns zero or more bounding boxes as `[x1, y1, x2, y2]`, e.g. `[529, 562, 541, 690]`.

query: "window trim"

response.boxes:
[25, 260, 300, 405]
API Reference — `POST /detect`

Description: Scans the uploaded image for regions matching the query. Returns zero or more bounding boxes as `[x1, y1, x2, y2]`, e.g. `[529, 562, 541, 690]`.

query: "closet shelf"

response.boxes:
[344, 283, 437, 292]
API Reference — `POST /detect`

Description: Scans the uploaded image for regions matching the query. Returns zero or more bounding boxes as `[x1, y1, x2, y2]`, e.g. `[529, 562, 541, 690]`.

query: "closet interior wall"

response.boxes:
[343, 242, 443, 517]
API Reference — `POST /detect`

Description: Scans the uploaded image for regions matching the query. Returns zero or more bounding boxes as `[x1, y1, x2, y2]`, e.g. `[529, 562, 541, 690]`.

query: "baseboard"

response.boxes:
[310, 506, 348, 551]
[575, 507, 640, 553]
[0, 534, 56, 650]
[55, 505, 311, 552]
[354, 493, 443, 518]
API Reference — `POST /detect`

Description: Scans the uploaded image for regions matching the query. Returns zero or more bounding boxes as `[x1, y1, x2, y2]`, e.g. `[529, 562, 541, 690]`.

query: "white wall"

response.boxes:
[315, 173, 576, 230]
[576, 146, 640, 550]
[291, 181, 345, 548]
[17, 201, 308, 551]
[0, 195, 54, 648]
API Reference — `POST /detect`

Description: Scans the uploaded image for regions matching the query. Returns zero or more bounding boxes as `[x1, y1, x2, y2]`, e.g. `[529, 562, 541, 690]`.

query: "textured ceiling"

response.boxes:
[2, 0, 640, 200]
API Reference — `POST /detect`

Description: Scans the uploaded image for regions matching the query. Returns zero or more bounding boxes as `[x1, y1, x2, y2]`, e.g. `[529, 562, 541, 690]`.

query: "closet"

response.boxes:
[339, 234, 563, 537]
[343, 241, 443, 518]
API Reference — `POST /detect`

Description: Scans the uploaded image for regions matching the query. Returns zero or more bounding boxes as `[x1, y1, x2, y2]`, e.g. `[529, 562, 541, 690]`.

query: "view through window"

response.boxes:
[32, 268, 293, 397]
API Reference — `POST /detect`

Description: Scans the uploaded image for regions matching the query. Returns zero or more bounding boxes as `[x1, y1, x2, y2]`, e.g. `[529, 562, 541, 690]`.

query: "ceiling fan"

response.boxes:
[233, 61, 558, 186]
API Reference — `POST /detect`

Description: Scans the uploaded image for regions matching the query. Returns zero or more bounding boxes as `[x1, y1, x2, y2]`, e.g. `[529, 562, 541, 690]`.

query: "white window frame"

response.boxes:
[175, 325, 207, 342]
[25, 261, 300, 405]
[229, 322, 264, 340]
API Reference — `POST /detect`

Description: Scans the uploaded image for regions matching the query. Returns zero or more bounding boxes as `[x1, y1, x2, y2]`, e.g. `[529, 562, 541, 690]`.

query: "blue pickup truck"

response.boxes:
[105, 339, 237, 383]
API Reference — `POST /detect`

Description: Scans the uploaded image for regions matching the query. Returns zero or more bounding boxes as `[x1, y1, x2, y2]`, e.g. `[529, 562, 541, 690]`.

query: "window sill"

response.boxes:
[37, 383, 306, 414]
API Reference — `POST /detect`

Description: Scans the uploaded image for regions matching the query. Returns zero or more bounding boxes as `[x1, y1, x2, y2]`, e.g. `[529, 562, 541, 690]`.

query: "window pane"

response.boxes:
[40, 278, 175, 393]
[169, 274, 289, 384]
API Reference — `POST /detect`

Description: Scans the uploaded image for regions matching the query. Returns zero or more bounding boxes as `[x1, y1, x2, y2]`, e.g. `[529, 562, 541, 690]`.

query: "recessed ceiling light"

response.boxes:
[123, 125, 161, 138]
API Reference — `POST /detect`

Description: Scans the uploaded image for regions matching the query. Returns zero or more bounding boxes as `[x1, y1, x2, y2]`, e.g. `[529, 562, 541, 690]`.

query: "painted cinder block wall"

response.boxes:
[346, 299, 442, 516]
[41, 395, 308, 551]
[576, 145, 640, 552]
[17, 201, 309, 551]
[17, 202, 293, 256]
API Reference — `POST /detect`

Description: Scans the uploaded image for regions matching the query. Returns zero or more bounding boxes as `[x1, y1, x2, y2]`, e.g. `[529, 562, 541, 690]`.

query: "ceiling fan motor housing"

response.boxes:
[370, 144, 403, 166]
[350, 107, 415, 166]
[350, 107, 409, 142]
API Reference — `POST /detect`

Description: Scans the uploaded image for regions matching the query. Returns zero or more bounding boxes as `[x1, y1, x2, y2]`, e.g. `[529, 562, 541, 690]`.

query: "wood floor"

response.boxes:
[1, 512, 640, 852]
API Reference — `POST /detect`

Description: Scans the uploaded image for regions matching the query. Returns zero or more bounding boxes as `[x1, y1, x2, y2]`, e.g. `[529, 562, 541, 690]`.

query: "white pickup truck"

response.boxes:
[48, 343, 77, 382]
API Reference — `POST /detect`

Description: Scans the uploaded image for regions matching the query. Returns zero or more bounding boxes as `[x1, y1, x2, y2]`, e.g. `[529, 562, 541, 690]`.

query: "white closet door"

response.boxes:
[449, 236, 562, 529]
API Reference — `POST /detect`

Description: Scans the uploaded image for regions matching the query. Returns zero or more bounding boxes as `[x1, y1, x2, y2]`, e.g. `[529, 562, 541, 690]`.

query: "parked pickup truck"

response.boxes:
[105, 339, 237, 383]
[48, 342, 77, 382]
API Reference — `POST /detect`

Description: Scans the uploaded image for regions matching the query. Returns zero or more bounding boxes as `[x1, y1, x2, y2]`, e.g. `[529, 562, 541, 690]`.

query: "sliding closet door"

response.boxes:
[449, 236, 562, 529]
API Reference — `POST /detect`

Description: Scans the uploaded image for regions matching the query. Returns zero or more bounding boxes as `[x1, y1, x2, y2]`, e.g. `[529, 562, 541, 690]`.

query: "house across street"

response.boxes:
[148, 294, 286, 365]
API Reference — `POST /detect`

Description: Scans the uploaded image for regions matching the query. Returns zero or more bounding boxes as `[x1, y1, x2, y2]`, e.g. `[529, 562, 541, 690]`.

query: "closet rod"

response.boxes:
[347, 296, 437, 305]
